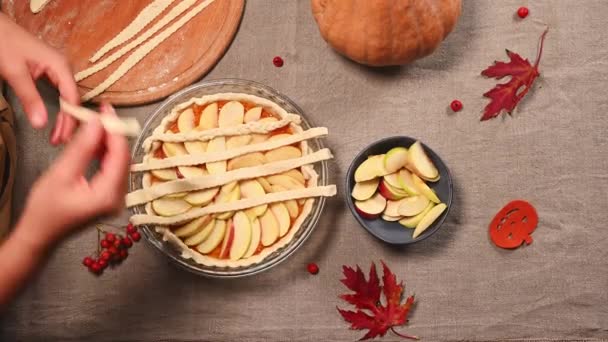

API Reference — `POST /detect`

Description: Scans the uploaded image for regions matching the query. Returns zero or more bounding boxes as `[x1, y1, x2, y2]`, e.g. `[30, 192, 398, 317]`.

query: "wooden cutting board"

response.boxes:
[0, 0, 244, 105]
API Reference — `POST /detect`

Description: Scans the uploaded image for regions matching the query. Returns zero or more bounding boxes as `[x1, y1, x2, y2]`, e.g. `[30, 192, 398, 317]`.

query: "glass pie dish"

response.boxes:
[128, 79, 329, 278]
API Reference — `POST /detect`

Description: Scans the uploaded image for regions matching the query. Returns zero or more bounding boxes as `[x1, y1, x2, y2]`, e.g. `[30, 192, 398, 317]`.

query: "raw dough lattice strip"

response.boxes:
[75, 0, 198, 82]
[89, 0, 175, 63]
[130, 185, 337, 226]
[126, 148, 333, 207]
[59, 99, 141, 136]
[143, 114, 301, 145]
[131, 127, 329, 171]
[82, 0, 217, 101]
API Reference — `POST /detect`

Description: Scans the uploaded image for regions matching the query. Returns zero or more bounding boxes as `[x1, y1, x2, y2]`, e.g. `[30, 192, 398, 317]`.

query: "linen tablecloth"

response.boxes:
[1, 1, 607, 341]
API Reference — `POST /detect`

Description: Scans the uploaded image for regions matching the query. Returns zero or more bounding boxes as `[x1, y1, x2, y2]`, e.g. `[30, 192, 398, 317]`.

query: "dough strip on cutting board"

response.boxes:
[89, 0, 176, 63]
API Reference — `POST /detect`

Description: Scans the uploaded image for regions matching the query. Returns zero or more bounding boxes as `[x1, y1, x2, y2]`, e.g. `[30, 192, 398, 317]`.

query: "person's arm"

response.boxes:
[0, 104, 130, 307]
[0, 12, 79, 144]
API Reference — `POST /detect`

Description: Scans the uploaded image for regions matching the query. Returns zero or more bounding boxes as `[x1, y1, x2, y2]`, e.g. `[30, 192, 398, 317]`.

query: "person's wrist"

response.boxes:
[12, 209, 58, 255]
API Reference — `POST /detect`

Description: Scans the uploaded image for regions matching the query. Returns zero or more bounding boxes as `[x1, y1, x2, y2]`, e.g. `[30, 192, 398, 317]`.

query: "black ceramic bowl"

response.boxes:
[345, 137, 453, 245]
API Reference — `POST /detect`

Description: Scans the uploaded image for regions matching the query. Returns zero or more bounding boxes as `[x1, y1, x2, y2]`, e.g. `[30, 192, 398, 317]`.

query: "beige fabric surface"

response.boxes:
[1, 0, 607, 341]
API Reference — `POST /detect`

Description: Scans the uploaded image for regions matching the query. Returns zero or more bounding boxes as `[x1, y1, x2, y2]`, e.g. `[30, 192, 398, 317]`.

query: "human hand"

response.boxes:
[0, 13, 79, 145]
[16, 103, 130, 250]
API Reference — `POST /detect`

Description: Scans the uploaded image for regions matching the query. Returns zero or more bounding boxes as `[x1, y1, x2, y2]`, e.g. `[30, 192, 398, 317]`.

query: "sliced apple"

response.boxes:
[266, 174, 305, 191]
[244, 106, 262, 123]
[243, 218, 261, 258]
[270, 203, 290, 237]
[258, 117, 278, 123]
[184, 187, 219, 206]
[412, 173, 440, 203]
[422, 174, 441, 182]
[151, 168, 178, 181]
[218, 101, 244, 127]
[285, 199, 299, 218]
[221, 181, 238, 194]
[240, 179, 268, 216]
[166, 191, 188, 198]
[219, 219, 235, 259]
[351, 178, 380, 201]
[260, 209, 279, 246]
[384, 198, 408, 217]
[413, 203, 447, 238]
[251, 134, 270, 143]
[280, 169, 306, 185]
[399, 202, 434, 229]
[226, 135, 252, 149]
[383, 173, 402, 189]
[257, 177, 273, 192]
[407, 141, 439, 180]
[229, 211, 252, 260]
[196, 219, 226, 253]
[378, 180, 408, 201]
[264, 146, 302, 163]
[184, 217, 216, 246]
[198, 102, 218, 130]
[382, 214, 402, 222]
[177, 166, 205, 178]
[162, 142, 187, 157]
[354, 154, 389, 182]
[268, 133, 292, 142]
[397, 169, 420, 196]
[384, 147, 408, 173]
[152, 197, 191, 216]
[177, 108, 195, 132]
[215, 185, 241, 220]
[397, 195, 430, 217]
[184, 140, 208, 155]
[354, 192, 386, 219]
[173, 215, 212, 238]
[227, 152, 266, 171]
[206, 137, 227, 174]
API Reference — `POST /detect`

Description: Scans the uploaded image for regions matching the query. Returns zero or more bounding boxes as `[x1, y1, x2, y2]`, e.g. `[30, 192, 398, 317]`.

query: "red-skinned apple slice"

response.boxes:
[243, 218, 261, 258]
[219, 219, 235, 259]
[407, 141, 439, 180]
[397, 169, 420, 196]
[384, 147, 408, 173]
[383, 173, 402, 189]
[260, 209, 279, 246]
[399, 202, 434, 229]
[354, 155, 389, 182]
[270, 202, 290, 237]
[184, 217, 216, 245]
[354, 192, 386, 219]
[413, 203, 447, 238]
[412, 173, 440, 203]
[384, 198, 408, 217]
[229, 211, 252, 260]
[196, 219, 227, 254]
[378, 180, 408, 200]
[351, 178, 380, 201]
[397, 195, 430, 216]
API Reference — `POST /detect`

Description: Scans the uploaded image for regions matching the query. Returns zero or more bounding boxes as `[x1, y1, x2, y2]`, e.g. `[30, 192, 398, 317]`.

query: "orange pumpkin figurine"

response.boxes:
[489, 200, 538, 249]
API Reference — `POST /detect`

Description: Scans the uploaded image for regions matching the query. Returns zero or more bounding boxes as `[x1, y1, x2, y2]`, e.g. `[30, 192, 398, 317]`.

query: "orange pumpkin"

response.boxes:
[311, 0, 462, 66]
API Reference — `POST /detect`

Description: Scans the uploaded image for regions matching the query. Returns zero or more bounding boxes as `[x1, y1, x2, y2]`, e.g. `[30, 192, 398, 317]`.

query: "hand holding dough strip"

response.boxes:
[126, 148, 333, 207]
[131, 127, 328, 171]
[59, 99, 141, 136]
[130, 185, 337, 226]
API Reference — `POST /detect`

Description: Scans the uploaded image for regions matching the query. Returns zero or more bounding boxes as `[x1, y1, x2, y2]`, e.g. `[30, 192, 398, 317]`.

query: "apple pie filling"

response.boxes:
[126, 93, 336, 267]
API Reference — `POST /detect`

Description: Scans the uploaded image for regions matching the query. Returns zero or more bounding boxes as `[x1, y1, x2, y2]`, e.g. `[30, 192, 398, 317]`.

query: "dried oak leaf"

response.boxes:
[481, 28, 549, 121]
[337, 261, 417, 340]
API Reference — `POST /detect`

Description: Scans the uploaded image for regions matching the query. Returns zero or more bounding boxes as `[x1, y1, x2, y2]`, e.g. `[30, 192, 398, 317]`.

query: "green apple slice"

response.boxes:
[184, 187, 219, 206]
[412, 173, 440, 203]
[270, 202, 290, 237]
[384, 147, 408, 173]
[378, 180, 408, 200]
[206, 137, 227, 174]
[230, 211, 253, 260]
[397, 169, 420, 196]
[354, 154, 390, 182]
[383, 173, 402, 189]
[265, 146, 302, 163]
[174, 215, 212, 238]
[260, 209, 279, 246]
[219, 101, 245, 127]
[177, 108, 195, 133]
[196, 219, 227, 254]
[152, 197, 191, 216]
[244, 107, 262, 123]
[198, 102, 218, 130]
[227, 152, 266, 171]
[413, 203, 447, 238]
[243, 218, 261, 258]
[399, 202, 435, 229]
[397, 195, 430, 216]
[407, 141, 439, 180]
[351, 178, 380, 201]
[184, 217, 215, 245]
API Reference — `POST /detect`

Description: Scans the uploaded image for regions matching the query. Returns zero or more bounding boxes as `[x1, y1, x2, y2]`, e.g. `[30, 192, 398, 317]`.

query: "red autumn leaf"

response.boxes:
[480, 28, 549, 121]
[337, 261, 417, 341]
